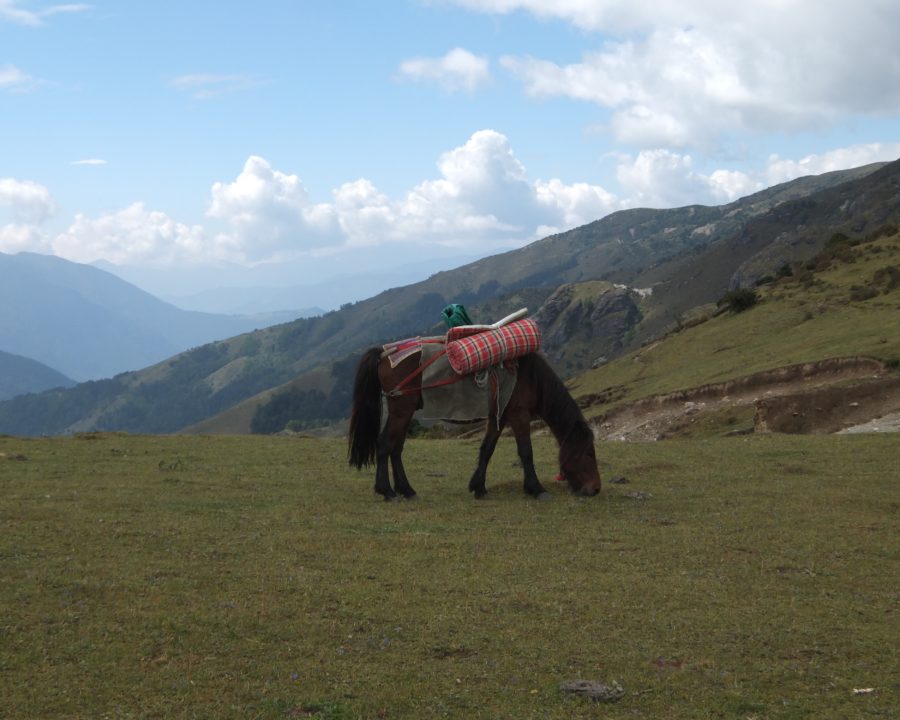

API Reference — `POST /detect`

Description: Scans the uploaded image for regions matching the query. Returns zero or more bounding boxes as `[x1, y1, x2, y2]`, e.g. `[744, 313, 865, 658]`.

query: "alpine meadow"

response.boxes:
[2, 159, 899, 719]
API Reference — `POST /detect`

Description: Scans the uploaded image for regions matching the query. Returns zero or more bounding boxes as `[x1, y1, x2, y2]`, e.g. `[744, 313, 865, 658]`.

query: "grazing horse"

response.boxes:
[348, 347, 601, 500]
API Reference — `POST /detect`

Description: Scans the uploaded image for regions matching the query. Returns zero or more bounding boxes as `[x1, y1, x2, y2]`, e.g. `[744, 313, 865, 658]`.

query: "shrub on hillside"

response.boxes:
[717, 288, 759, 313]
[849, 285, 879, 302]
[776, 263, 794, 279]
[873, 265, 900, 292]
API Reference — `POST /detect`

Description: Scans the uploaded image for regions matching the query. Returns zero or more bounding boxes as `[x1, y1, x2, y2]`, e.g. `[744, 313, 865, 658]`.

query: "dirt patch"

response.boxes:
[755, 374, 900, 434]
[590, 356, 899, 441]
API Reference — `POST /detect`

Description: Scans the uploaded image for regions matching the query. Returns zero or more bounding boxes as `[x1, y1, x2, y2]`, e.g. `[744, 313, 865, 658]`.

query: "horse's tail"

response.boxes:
[348, 347, 384, 469]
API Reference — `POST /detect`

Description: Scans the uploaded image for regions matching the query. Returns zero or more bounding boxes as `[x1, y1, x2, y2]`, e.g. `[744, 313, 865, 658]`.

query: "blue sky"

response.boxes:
[2, 0, 900, 307]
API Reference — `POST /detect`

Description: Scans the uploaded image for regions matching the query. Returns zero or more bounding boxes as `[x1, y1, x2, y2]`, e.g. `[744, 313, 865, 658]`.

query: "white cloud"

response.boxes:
[0, 0, 89, 26]
[207, 131, 615, 257]
[0, 222, 49, 253]
[534, 178, 620, 230]
[615, 150, 712, 207]
[613, 142, 900, 208]
[398, 47, 491, 93]
[171, 73, 267, 100]
[0, 177, 56, 253]
[0, 177, 56, 224]
[52, 202, 220, 266]
[207, 155, 338, 260]
[477, 1, 900, 149]
[71, 158, 107, 166]
[11, 135, 895, 269]
[764, 143, 900, 186]
[0, 64, 37, 92]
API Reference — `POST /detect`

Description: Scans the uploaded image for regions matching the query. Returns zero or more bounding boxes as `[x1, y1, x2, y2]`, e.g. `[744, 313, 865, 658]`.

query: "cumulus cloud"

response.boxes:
[0, 222, 49, 253]
[10, 135, 895, 268]
[0, 177, 56, 253]
[205, 131, 618, 258]
[207, 133, 509, 255]
[615, 150, 715, 207]
[0, 0, 89, 26]
[469, 0, 900, 149]
[0, 177, 56, 224]
[207, 155, 338, 261]
[613, 142, 900, 208]
[340, 129, 617, 246]
[52, 203, 219, 266]
[764, 143, 900, 185]
[398, 47, 491, 93]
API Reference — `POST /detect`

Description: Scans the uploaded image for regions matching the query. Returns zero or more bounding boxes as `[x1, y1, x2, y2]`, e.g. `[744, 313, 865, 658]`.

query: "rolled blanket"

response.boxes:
[446, 318, 541, 375]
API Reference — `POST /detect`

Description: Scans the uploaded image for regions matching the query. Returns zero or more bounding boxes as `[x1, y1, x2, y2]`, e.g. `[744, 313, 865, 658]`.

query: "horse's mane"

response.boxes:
[518, 353, 592, 445]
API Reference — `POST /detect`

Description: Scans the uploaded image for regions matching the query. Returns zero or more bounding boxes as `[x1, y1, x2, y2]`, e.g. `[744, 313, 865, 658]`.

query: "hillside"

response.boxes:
[0, 252, 305, 381]
[0, 160, 897, 436]
[0, 350, 74, 401]
[574, 227, 900, 438]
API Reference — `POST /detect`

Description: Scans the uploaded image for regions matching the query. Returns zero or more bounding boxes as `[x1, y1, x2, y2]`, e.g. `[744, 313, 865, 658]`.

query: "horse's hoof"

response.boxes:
[473, 490, 488, 500]
[403, 493, 418, 501]
[535, 491, 553, 502]
[383, 494, 400, 502]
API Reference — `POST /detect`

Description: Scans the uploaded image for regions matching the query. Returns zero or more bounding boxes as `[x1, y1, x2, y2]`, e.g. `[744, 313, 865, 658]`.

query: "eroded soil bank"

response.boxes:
[588, 357, 900, 441]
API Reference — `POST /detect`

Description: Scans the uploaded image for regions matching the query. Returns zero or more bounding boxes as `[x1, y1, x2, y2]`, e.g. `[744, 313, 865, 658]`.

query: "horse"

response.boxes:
[348, 346, 602, 500]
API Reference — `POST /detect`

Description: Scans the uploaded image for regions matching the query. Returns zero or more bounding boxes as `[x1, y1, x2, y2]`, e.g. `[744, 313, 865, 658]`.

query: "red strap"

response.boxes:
[388, 347, 459, 396]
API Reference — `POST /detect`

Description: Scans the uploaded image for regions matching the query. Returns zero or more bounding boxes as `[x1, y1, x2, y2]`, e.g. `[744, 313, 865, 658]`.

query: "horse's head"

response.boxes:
[559, 431, 602, 497]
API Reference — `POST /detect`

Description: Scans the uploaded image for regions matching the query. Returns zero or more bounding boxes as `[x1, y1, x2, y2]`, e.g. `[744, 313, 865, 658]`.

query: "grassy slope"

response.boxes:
[1, 432, 896, 719]
[575, 230, 900, 417]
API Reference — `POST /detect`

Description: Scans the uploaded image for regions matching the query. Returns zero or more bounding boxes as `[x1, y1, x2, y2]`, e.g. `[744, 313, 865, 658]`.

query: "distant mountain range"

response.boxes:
[0, 349, 75, 401]
[100, 252, 482, 315]
[1, 159, 897, 436]
[0, 252, 312, 382]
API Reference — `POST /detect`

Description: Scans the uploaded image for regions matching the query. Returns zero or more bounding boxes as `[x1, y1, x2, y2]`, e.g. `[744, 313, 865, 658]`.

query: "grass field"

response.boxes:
[1, 432, 897, 719]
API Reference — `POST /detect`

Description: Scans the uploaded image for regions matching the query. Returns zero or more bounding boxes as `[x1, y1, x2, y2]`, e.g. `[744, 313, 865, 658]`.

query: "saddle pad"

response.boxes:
[419, 344, 517, 426]
[446, 318, 541, 375]
[383, 336, 444, 368]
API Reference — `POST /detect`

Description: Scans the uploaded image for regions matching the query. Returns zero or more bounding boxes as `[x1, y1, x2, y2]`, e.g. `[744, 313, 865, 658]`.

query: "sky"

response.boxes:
[2, 0, 900, 308]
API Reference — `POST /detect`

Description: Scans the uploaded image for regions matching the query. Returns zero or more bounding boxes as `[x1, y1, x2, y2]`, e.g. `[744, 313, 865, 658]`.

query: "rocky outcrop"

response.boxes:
[533, 281, 643, 374]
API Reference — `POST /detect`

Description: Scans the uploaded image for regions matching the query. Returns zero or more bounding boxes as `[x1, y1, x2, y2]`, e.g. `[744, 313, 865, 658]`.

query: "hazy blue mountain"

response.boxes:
[100, 252, 482, 315]
[0, 252, 305, 381]
[0, 349, 75, 401]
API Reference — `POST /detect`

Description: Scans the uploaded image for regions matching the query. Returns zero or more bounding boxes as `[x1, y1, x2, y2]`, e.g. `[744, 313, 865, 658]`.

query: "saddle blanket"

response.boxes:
[419, 343, 518, 425]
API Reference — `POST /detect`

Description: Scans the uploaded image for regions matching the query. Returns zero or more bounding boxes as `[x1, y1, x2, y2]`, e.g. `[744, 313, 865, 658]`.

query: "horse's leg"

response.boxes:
[468, 417, 503, 499]
[375, 398, 418, 501]
[373, 418, 397, 500]
[508, 409, 550, 499]
[389, 413, 417, 499]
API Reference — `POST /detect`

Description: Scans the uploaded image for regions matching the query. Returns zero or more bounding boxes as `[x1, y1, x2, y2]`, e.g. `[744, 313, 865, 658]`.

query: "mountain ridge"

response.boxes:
[0, 349, 75, 401]
[1, 160, 896, 436]
[0, 252, 309, 381]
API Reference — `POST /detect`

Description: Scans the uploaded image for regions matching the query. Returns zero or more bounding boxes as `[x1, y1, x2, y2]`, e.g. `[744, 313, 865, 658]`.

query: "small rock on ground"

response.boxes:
[559, 679, 625, 703]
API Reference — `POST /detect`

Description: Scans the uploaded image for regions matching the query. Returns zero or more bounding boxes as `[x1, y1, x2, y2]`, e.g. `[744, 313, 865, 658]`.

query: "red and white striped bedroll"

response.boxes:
[446, 318, 541, 375]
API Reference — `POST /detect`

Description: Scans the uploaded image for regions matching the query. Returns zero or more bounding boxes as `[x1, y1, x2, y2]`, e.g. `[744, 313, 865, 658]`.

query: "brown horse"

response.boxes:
[348, 347, 601, 500]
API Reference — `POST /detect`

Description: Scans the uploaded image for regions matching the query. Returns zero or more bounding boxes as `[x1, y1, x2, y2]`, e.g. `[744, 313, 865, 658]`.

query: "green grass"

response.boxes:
[1, 433, 897, 719]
